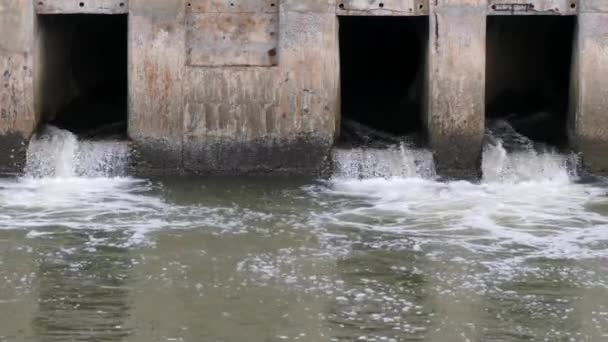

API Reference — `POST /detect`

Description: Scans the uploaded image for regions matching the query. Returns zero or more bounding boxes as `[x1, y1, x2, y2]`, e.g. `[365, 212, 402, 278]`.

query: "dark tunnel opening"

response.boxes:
[37, 14, 128, 138]
[486, 16, 575, 148]
[338, 16, 428, 147]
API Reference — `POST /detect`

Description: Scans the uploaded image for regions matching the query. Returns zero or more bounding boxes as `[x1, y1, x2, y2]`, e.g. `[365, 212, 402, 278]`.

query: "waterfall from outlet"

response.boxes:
[332, 120, 579, 183]
[25, 126, 130, 178]
[332, 143, 436, 179]
[482, 119, 579, 183]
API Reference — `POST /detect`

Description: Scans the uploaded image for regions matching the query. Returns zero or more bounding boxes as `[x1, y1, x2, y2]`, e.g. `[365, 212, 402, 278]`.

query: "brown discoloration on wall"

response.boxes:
[276, 9, 338, 136]
[128, 3, 185, 172]
[1, 54, 34, 134]
[126, 0, 339, 175]
[570, 12, 608, 173]
[1, 0, 35, 136]
[428, 0, 486, 179]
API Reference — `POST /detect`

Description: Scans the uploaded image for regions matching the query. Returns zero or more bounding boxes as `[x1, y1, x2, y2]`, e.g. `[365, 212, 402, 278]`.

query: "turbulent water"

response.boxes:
[25, 126, 130, 178]
[1, 126, 608, 341]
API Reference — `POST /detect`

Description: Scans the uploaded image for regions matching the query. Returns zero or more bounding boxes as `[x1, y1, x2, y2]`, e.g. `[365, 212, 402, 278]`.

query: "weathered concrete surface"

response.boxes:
[3, 0, 608, 178]
[569, 12, 608, 173]
[487, 0, 578, 15]
[128, 0, 186, 174]
[336, 0, 428, 15]
[581, 0, 608, 13]
[128, 0, 339, 175]
[185, 0, 279, 67]
[181, 2, 339, 175]
[35, 0, 128, 14]
[428, 0, 486, 179]
[185, 7, 279, 66]
[0, 0, 36, 175]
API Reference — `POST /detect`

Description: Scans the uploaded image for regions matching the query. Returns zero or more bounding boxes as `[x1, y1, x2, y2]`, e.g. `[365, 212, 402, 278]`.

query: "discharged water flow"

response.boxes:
[0, 124, 607, 341]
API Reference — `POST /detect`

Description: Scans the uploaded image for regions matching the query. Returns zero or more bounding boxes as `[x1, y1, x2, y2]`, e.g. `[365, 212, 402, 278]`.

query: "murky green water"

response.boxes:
[1, 125, 608, 341]
[1, 171, 608, 342]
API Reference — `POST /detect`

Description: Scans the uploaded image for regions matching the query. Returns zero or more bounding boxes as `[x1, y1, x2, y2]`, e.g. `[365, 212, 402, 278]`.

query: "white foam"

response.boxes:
[332, 143, 435, 180]
[482, 141, 579, 183]
[25, 126, 129, 178]
[320, 137, 608, 262]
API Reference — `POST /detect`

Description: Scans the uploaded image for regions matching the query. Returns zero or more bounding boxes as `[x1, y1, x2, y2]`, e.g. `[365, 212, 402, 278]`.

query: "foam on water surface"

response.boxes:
[322, 128, 608, 262]
[1, 125, 608, 341]
[6, 124, 607, 261]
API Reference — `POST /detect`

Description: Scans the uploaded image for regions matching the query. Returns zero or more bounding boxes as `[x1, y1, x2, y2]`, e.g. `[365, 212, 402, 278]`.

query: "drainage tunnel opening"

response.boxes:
[36, 14, 128, 138]
[486, 16, 575, 147]
[338, 16, 428, 147]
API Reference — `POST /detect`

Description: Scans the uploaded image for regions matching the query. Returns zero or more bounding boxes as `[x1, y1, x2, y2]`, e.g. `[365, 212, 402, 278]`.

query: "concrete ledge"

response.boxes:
[35, 0, 129, 14]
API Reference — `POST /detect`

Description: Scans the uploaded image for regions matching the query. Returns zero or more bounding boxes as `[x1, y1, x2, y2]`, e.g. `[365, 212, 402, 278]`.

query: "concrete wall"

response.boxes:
[487, 0, 578, 15]
[569, 1, 608, 173]
[0, 0, 36, 174]
[129, 0, 340, 175]
[128, 0, 186, 174]
[428, 0, 486, 179]
[1, 0, 608, 178]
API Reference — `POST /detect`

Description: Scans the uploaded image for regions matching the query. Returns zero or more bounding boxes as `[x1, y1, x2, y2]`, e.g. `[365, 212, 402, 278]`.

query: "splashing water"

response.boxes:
[332, 122, 580, 183]
[0, 123, 607, 341]
[482, 139, 579, 183]
[483, 119, 580, 183]
[332, 143, 436, 179]
[322, 123, 608, 261]
[24, 126, 130, 178]
[0, 126, 161, 246]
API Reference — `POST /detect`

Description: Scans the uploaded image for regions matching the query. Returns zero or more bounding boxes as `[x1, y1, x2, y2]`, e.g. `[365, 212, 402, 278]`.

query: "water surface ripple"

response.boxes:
[1, 128, 608, 341]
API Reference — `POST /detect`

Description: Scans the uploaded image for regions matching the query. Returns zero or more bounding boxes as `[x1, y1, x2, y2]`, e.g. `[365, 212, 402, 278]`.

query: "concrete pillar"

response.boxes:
[180, 0, 339, 175]
[0, 0, 36, 175]
[570, 1, 608, 173]
[428, 0, 486, 179]
[128, 0, 186, 175]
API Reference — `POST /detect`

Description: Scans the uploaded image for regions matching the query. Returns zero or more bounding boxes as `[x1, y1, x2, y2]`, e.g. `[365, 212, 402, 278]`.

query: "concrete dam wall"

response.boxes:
[1, 0, 607, 178]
